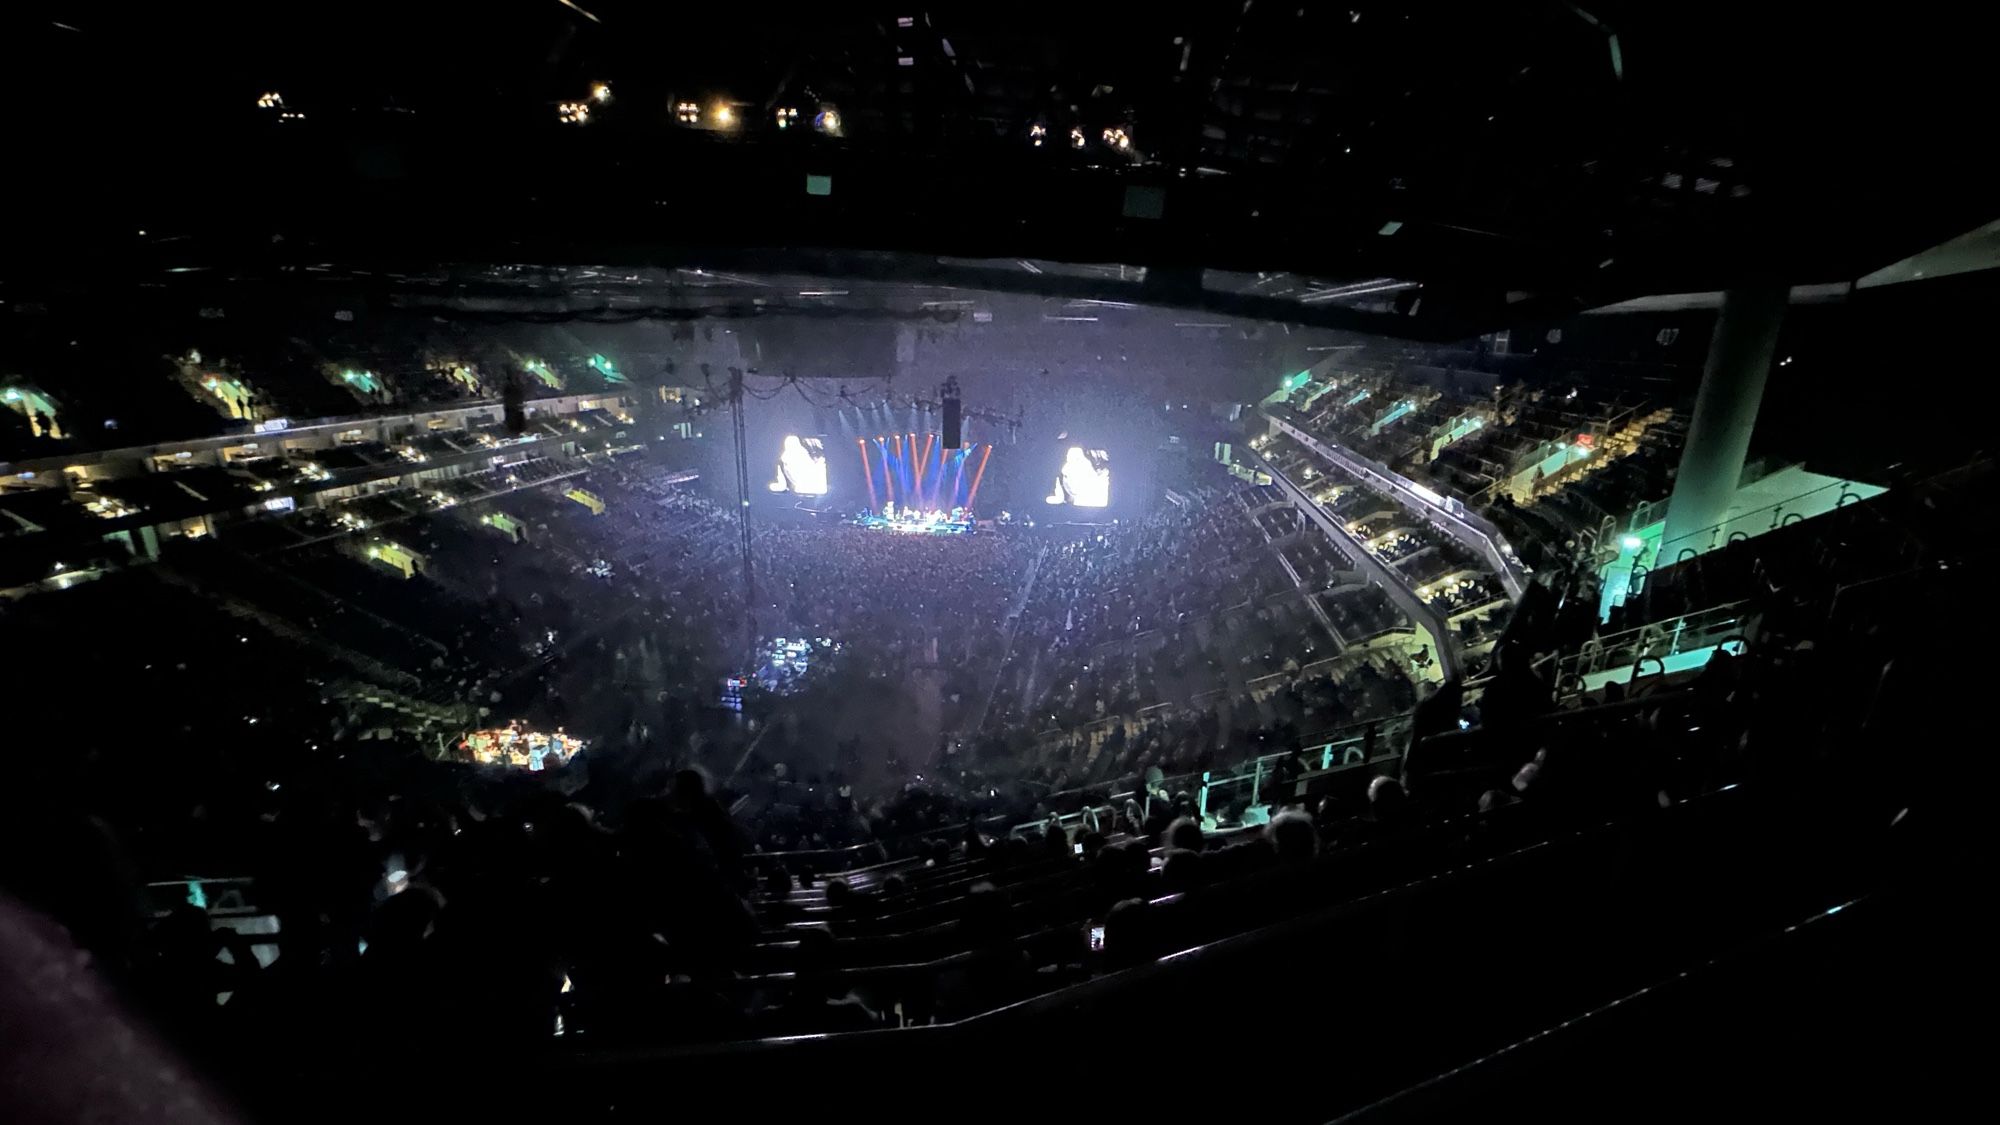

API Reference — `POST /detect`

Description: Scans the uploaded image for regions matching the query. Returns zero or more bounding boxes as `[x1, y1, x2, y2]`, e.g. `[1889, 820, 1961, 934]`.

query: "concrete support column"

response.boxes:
[1660, 283, 1788, 559]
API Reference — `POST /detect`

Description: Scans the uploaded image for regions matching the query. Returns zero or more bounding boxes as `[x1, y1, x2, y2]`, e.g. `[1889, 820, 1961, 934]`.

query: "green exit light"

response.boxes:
[805, 174, 832, 196]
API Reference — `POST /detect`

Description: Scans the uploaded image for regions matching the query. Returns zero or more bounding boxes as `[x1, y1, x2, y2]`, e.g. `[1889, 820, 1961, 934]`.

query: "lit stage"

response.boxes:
[722, 635, 841, 710]
[850, 503, 976, 536]
[459, 722, 586, 771]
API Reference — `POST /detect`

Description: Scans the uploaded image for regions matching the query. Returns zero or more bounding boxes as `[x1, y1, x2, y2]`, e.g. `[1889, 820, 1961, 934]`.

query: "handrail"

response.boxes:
[1653, 475, 1871, 561]
[1251, 446, 1459, 681]
[1265, 410, 1527, 601]
[1544, 601, 1752, 695]
[753, 709, 1411, 871]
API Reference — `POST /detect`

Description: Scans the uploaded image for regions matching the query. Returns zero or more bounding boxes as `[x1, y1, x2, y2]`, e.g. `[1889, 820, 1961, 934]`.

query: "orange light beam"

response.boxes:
[858, 438, 877, 511]
[965, 443, 994, 512]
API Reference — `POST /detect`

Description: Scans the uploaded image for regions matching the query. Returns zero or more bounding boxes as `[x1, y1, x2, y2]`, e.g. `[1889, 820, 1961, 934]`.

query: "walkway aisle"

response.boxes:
[964, 544, 1047, 734]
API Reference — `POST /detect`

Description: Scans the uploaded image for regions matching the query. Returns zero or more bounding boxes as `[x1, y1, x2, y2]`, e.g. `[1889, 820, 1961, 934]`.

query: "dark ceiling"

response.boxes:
[3, 2, 1993, 340]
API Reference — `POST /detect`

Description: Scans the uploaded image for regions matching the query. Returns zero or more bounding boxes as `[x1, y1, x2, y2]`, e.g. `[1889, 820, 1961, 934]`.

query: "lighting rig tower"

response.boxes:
[728, 367, 756, 658]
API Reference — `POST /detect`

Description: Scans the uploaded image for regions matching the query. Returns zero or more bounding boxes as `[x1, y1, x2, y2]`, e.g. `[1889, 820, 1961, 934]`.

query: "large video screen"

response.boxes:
[1046, 446, 1111, 508]
[769, 434, 829, 496]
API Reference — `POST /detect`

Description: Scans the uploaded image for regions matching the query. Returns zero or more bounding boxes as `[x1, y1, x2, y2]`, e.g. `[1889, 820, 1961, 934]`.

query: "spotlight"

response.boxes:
[713, 103, 735, 127]
[1029, 122, 1047, 147]
[1069, 126, 1085, 149]
[255, 91, 284, 109]
[590, 82, 612, 103]
[775, 106, 799, 128]
[675, 101, 701, 124]
[814, 107, 842, 135]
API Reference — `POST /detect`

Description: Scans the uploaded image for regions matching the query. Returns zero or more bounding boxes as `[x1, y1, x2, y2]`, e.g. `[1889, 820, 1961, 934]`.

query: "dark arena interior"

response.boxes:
[1, 4, 1991, 1121]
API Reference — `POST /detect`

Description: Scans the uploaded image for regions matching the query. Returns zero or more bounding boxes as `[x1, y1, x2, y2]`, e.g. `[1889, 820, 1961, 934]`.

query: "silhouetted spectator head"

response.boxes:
[1092, 839, 1149, 898]
[366, 884, 445, 955]
[1103, 896, 1154, 966]
[1161, 847, 1204, 893]
[1367, 775, 1407, 817]
[1079, 831, 1107, 862]
[960, 880, 1010, 947]
[999, 837, 1034, 867]
[673, 767, 711, 804]
[763, 866, 793, 899]
[793, 924, 836, 970]
[1167, 816, 1204, 852]
[1267, 809, 1318, 863]
[1043, 821, 1070, 856]
[823, 877, 854, 909]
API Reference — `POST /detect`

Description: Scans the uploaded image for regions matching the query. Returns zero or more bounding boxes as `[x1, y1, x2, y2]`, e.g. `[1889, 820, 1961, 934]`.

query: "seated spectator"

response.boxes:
[1267, 809, 1319, 864]
[1102, 896, 1156, 968]
[932, 881, 1031, 1018]
[1160, 848, 1205, 894]
[1341, 775, 1415, 847]
[757, 928, 879, 1035]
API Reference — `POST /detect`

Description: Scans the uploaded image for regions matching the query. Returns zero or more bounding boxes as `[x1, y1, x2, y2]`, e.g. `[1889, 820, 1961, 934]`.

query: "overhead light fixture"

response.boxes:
[713, 103, 735, 127]
[589, 82, 611, 103]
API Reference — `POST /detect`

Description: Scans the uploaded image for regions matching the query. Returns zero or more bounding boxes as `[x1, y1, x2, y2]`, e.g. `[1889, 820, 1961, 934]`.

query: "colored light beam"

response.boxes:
[858, 439, 878, 511]
[950, 446, 969, 507]
[926, 436, 946, 508]
[911, 432, 928, 499]
[877, 438, 895, 505]
[966, 443, 994, 512]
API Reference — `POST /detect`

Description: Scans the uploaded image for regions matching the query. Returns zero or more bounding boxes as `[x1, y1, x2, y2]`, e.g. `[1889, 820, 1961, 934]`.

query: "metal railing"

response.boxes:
[1651, 476, 1870, 564]
[1007, 712, 1404, 840]
[1544, 601, 1754, 698]
[744, 706, 1413, 869]
[1266, 410, 1528, 601]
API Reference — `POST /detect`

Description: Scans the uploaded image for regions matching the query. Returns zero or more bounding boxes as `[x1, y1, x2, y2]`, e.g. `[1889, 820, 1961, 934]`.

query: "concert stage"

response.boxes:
[850, 505, 977, 535]
[459, 722, 587, 771]
[722, 635, 840, 710]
